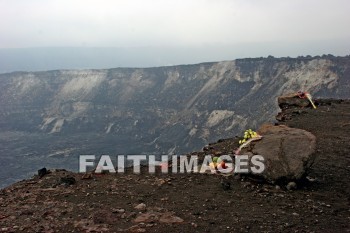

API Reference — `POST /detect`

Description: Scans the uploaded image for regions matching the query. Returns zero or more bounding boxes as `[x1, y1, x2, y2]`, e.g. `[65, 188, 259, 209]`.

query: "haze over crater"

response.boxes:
[0, 0, 349, 72]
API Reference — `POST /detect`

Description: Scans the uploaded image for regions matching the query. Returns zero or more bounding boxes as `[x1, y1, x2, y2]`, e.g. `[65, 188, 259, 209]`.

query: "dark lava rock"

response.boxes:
[38, 167, 48, 178]
[278, 93, 311, 109]
[60, 176, 76, 185]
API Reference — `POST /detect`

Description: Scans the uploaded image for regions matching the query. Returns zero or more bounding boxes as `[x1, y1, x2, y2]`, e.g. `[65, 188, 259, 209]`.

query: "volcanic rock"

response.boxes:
[242, 124, 316, 182]
[278, 93, 311, 109]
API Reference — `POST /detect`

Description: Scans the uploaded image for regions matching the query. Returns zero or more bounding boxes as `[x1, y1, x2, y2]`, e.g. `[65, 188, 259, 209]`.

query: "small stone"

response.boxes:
[128, 212, 137, 218]
[60, 176, 76, 185]
[38, 167, 48, 178]
[128, 225, 146, 232]
[159, 212, 184, 224]
[306, 176, 316, 182]
[134, 203, 147, 211]
[286, 182, 297, 190]
[134, 212, 159, 223]
[112, 208, 125, 213]
[292, 212, 299, 216]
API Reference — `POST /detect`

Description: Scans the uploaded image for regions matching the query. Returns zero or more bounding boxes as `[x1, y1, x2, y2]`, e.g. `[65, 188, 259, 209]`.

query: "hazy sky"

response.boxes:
[1, 0, 350, 57]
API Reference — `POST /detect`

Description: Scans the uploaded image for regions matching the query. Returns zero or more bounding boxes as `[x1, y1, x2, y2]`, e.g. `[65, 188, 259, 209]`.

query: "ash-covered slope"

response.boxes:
[1, 56, 349, 156]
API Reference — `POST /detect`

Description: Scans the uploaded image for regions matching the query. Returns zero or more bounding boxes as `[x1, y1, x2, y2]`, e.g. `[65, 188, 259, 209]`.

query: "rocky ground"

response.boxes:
[0, 99, 350, 232]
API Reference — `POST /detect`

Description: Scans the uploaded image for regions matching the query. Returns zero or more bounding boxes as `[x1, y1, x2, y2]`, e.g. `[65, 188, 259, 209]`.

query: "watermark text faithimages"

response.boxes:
[79, 154, 265, 174]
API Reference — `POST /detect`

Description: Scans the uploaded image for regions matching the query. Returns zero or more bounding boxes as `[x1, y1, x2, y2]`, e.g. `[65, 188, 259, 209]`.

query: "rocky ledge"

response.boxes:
[0, 98, 349, 232]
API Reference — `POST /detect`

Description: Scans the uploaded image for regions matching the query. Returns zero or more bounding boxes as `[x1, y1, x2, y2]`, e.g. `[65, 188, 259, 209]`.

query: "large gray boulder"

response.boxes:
[242, 124, 316, 182]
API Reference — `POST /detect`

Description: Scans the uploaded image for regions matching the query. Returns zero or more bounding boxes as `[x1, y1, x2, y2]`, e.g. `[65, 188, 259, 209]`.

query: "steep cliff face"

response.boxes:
[0, 56, 349, 156]
[0, 56, 350, 187]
